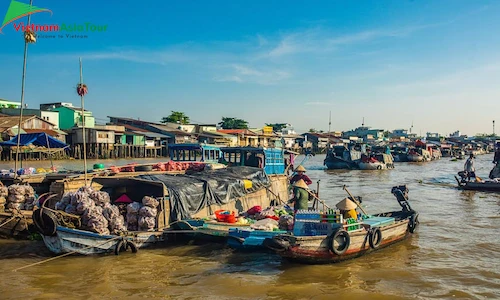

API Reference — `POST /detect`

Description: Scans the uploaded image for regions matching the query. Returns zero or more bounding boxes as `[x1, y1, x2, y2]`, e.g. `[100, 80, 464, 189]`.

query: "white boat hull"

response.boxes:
[42, 226, 164, 255]
[358, 162, 388, 170]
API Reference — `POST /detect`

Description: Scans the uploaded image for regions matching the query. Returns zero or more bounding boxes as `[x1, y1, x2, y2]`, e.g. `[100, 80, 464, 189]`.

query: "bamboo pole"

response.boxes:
[14, 0, 34, 177]
[79, 58, 88, 186]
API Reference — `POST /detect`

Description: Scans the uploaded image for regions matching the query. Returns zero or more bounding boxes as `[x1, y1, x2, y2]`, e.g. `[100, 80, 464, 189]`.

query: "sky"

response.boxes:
[0, 0, 499, 136]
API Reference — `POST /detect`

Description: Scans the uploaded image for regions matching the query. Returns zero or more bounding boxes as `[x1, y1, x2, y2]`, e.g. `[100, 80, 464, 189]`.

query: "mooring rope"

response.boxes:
[12, 235, 122, 272]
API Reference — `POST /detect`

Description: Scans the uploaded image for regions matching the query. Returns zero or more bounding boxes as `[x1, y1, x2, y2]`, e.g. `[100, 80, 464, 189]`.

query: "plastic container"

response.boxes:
[93, 163, 105, 170]
[214, 210, 236, 223]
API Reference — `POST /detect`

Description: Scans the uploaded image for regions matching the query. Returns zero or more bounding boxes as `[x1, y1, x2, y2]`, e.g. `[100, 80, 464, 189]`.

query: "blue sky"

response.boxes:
[0, 0, 499, 135]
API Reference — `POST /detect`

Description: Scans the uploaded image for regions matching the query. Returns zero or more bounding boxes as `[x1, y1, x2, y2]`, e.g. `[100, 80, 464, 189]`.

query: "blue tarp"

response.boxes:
[0, 133, 68, 149]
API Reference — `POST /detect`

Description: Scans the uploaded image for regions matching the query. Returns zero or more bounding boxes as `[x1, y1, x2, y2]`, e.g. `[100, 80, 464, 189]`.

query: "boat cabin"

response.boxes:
[219, 147, 285, 174]
[168, 143, 222, 163]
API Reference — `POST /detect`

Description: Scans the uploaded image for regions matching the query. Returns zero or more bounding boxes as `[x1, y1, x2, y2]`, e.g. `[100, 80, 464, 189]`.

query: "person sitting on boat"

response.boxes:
[336, 198, 358, 221]
[288, 179, 309, 211]
[245, 153, 263, 168]
[289, 165, 313, 185]
[494, 145, 500, 164]
[464, 154, 476, 181]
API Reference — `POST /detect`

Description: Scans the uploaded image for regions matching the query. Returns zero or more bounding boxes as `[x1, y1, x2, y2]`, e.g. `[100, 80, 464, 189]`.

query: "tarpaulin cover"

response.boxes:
[0, 133, 68, 148]
[137, 166, 271, 222]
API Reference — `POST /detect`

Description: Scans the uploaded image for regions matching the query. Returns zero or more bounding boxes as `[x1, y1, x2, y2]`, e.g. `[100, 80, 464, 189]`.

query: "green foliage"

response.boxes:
[161, 111, 190, 124]
[219, 117, 249, 129]
[309, 128, 316, 133]
[266, 123, 288, 131]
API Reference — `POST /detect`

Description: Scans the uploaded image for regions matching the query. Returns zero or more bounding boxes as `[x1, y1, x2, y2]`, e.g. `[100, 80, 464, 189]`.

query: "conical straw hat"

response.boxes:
[293, 179, 309, 190]
[336, 198, 357, 210]
[295, 165, 306, 172]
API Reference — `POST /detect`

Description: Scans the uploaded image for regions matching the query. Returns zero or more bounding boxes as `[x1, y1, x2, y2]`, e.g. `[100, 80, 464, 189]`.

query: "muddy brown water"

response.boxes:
[0, 155, 499, 299]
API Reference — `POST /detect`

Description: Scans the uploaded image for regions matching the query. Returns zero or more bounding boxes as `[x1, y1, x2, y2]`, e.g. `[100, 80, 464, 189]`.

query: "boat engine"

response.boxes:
[391, 185, 412, 212]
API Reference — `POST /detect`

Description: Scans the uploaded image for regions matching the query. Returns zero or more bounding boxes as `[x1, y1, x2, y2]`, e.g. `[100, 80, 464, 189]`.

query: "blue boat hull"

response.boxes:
[227, 228, 288, 250]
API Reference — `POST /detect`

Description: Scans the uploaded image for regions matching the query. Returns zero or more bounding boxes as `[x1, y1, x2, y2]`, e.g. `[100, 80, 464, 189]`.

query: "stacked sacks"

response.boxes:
[54, 186, 126, 235]
[138, 196, 159, 231]
[0, 185, 8, 211]
[126, 202, 142, 231]
[23, 185, 36, 210]
[6, 184, 30, 210]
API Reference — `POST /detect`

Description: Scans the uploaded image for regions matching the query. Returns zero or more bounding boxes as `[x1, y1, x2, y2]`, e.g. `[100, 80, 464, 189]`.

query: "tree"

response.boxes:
[383, 131, 391, 138]
[309, 128, 317, 133]
[219, 117, 249, 129]
[160, 111, 190, 125]
[266, 123, 288, 132]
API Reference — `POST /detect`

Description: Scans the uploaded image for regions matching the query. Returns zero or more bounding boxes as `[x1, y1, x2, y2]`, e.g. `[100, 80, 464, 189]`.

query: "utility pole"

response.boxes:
[14, 0, 34, 176]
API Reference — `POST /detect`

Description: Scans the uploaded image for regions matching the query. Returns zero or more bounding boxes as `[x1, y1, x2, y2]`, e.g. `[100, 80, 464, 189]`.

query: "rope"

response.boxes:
[12, 235, 122, 272]
[0, 215, 18, 228]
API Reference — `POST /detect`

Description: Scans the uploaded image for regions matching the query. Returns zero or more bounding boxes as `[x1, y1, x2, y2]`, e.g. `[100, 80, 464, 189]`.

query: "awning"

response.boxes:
[0, 133, 68, 148]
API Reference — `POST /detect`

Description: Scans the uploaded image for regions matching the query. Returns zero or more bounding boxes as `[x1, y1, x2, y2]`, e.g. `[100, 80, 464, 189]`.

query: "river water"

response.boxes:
[1, 155, 499, 299]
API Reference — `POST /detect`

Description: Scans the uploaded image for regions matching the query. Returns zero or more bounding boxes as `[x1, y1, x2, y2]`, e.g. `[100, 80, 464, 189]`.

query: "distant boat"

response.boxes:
[324, 145, 363, 170]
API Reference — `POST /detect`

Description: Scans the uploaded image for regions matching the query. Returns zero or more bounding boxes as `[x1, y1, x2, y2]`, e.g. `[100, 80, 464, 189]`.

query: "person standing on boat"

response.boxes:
[464, 154, 476, 181]
[289, 165, 312, 185]
[288, 179, 309, 210]
[336, 198, 358, 220]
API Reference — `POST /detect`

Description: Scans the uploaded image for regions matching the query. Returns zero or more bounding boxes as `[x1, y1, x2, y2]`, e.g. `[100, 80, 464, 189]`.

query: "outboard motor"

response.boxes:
[391, 185, 412, 212]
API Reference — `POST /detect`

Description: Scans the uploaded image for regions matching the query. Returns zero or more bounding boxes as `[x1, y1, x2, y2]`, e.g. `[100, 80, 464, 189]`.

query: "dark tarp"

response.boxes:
[0, 133, 68, 148]
[137, 166, 271, 222]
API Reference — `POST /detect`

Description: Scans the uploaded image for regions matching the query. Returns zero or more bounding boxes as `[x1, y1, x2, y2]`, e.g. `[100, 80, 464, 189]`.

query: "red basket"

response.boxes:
[214, 210, 236, 223]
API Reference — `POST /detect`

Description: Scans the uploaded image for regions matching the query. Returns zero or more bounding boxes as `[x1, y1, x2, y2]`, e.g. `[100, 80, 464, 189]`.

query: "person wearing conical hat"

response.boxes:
[289, 165, 312, 185]
[336, 198, 358, 220]
[288, 179, 309, 210]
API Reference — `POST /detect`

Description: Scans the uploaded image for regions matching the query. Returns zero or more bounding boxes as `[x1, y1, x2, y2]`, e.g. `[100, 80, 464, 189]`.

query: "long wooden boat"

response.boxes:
[42, 225, 163, 255]
[455, 174, 500, 192]
[263, 185, 419, 264]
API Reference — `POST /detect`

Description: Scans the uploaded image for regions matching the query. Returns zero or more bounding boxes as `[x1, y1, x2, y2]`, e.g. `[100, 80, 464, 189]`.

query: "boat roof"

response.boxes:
[168, 143, 221, 151]
[220, 146, 283, 153]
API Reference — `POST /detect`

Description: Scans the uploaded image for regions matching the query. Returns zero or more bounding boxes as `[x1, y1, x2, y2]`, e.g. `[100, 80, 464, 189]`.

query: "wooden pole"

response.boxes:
[14, 0, 34, 176]
[79, 58, 88, 186]
[342, 185, 368, 215]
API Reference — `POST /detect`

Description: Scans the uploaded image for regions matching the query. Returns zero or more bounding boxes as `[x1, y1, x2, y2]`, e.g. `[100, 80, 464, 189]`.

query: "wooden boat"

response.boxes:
[0, 209, 33, 238]
[263, 185, 419, 264]
[36, 177, 170, 255]
[358, 154, 394, 170]
[227, 227, 287, 251]
[42, 225, 163, 255]
[455, 171, 500, 192]
[165, 219, 251, 243]
[324, 145, 362, 170]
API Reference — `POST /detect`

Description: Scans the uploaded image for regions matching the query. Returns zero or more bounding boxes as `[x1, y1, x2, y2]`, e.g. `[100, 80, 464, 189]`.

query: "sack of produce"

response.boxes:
[7, 194, 25, 203]
[76, 197, 95, 215]
[250, 218, 279, 231]
[0, 186, 8, 198]
[139, 206, 157, 218]
[70, 191, 88, 206]
[55, 195, 71, 211]
[142, 196, 159, 208]
[0, 196, 6, 205]
[6, 202, 23, 210]
[278, 215, 294, 231]
[64, 204, 77, 215]
[138, 216, 155, 231]
[90, 191, 110, 207]
[127, 202, 142, 214]
[24, 197, 36, 210]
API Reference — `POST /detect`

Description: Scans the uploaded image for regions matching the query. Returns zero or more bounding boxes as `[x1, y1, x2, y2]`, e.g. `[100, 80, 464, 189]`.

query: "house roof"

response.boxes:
[108, 116, 162, 126]
[24, 129, 67, 136]
[217, 129, 258, 136]
[122, 123, 149, 132]
[148, 124, 193, 136]
[198, 131, 237, 138]
[0, 115, 56, 132]
[132, 131, 170, 139]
